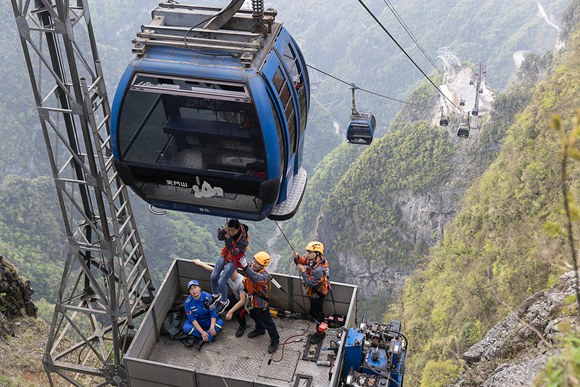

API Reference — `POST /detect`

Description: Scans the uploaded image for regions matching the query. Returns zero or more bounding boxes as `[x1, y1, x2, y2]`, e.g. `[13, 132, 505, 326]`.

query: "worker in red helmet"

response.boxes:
[238, 251, 279, 354]
[294, 241, 329, 332]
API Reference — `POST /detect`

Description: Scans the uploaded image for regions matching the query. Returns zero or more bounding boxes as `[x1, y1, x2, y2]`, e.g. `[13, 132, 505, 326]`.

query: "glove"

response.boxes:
[293, 252, 300, 265]
[239, 256, 248, 268]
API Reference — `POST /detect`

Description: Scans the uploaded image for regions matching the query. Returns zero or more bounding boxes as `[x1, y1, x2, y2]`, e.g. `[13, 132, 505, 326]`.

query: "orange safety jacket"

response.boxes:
[243, 268, 271, 309]
[220, 224, 249, 268]
[297, 256, 329, 299]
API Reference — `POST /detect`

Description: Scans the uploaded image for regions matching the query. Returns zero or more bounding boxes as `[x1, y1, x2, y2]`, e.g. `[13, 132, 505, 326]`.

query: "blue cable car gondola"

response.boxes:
[346, 84, 375, 145]
[111, 3, 310, 221]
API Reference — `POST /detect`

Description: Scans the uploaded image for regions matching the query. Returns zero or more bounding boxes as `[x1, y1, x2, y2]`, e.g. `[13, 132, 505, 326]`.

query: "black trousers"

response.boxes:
[310, 295, 325, 327]
[228, 295, 247, 327]
[249, 307, 279, 344]
[233, 306, 247, 326]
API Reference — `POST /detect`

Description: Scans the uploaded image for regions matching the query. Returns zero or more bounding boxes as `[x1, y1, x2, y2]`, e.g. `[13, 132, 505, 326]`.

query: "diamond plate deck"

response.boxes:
[149, 317, 336, 386]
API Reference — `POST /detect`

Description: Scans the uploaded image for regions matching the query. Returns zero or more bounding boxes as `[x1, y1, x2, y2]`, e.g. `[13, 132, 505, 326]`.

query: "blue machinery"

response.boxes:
[111, 2, 310, 221]
[341, 321, 407, 387]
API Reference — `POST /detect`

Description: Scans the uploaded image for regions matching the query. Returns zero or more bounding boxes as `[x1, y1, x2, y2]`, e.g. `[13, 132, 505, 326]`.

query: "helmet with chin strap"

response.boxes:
[254, 251, 271, 267]
[306, 241, 324, 254]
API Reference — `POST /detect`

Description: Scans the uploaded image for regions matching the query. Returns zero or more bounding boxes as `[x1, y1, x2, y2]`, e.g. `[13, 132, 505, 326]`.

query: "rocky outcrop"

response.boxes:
[454, 271, 579, 386]
[317, 141, 488, 299]
[0, 255, 37, 337]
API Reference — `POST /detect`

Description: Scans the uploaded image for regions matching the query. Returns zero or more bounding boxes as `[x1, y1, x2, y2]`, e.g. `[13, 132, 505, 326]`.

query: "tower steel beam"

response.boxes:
[11, 0, 155, 385]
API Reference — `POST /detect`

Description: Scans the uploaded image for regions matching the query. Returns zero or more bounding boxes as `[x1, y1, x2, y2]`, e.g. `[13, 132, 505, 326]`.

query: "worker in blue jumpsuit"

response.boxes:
[183, 279, 223, 351]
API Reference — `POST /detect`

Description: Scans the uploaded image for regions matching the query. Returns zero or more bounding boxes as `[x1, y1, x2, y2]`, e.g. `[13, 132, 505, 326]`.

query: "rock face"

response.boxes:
[317, 142, 487, 299]
[0, 255, 37, 337]
[454, 271, 579, 386]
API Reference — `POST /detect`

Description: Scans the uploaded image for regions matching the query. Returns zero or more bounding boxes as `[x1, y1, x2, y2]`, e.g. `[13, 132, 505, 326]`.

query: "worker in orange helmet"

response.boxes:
[238, 251, 280, 354]
[293, 241, 329, 332]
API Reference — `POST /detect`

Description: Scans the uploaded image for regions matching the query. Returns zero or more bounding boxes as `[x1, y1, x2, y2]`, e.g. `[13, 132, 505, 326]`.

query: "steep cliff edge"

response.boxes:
[0, 255, 37, 337]
[0, 255, 48, 385]
[454, 271, 579, 386]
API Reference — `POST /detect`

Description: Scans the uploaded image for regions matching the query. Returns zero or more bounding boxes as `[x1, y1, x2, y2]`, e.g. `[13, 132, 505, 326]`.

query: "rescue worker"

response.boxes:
[293, 241, 329, 331]
[183, 279, 223, 351]
[238, 252, 280, 354]
[208, 219, 249, 314]
[192, 258, 248, 337]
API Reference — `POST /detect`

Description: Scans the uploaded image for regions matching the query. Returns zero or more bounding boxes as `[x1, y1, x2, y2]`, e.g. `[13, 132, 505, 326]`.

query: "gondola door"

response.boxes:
[278, 36, 309, 175]
[262, 55, 299, 204]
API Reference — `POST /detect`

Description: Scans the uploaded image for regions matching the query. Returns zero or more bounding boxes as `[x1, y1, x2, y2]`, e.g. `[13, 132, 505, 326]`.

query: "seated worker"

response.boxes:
[208, 219, 250, 314]
[192, 259, 248, 337]
[239, 252, 280, 354]
[183, 279, 223, 351]
[293, 241, 329, 334]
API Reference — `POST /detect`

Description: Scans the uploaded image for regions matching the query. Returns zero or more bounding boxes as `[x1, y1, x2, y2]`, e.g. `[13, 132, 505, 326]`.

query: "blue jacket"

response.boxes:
[184, 291, 218, 324]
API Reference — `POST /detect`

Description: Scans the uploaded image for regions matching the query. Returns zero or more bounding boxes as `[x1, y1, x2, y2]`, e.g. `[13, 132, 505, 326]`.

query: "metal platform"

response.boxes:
[149, 318, 341, 386]
[125, 259, 357, 386]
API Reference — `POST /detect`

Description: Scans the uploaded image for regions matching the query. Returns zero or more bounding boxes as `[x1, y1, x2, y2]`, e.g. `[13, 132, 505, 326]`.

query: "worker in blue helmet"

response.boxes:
[183, 279, 223, 351]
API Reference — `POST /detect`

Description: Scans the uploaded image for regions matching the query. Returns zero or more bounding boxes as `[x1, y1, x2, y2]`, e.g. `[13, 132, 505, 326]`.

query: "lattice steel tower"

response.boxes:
[11, 0, 155, 384]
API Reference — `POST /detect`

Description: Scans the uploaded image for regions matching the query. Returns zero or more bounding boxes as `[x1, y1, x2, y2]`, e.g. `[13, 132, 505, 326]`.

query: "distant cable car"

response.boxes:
[457, 115, 470, 138]
[457, 123, 470, 138]
[469, 79, 474, 86]
[439, 106, 449, 126]
[460, 98, 465, 107]
[479, 88, 483, 94]
[472, 108, 479, 116]
[346, 84, 375, 145]
[110, 3, 310, 221]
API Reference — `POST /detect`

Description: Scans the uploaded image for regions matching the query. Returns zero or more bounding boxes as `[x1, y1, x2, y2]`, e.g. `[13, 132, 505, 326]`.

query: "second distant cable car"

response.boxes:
[346, 84, 375, 145]
[110, 3, 310, 221]
[457, 115, 470, 138]
[347, 112, 376, 144]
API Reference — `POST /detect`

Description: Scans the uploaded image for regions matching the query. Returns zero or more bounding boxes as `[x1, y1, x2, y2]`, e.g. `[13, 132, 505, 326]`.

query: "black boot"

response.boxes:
[268, 342, 279, 354]
[197, 339, 206, 351]
[247, 329, 266, 338]
[235, 324, 247, 338]
[183, 336, 197, 348]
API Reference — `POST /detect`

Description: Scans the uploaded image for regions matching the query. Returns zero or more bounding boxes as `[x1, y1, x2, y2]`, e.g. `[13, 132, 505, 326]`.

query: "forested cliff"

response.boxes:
[401, 2, 580, 384]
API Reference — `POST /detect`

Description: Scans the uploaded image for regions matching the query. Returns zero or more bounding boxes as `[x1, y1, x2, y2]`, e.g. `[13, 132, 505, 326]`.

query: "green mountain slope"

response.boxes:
[400, 2, 580, 384]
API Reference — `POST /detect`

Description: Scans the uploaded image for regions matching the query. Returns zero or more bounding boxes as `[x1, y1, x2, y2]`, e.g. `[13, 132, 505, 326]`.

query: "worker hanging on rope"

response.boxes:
[208, 219, 250, 314]
[293, 241, 329, 340]
[238, 251, 280, 354]
[183, 280, 223, 351]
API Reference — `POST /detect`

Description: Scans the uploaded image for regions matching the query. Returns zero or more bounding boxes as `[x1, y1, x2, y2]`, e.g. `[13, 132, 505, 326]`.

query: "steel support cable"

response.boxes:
[356, 0, 460, 111]
[306, 63, 431, 109]
[382, 0, 442, 76]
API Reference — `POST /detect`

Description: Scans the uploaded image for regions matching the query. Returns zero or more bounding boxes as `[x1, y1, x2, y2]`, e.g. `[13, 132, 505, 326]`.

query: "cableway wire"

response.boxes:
[274, 220, 297, 254]
[381, 0, 443, 76]
[356, 0, 460, 111]
[306, 63, 431, 109]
